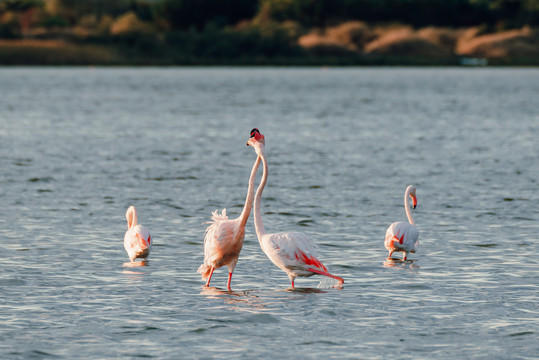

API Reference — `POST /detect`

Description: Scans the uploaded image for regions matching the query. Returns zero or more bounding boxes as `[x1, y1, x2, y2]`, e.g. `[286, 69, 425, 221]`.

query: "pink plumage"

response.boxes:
[247, 128, 344, 288]
[124, 205, 152, 262]
[198, 154, 261, 290]
[385, 185, 419, 260]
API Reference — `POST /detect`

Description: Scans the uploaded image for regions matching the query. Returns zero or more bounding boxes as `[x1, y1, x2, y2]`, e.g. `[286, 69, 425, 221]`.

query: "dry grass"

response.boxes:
[456, 26, 539, 58]
[299, 23, 452, 58]
[298, 21, 539, 61]
[325, 21, 373, 50]
[0, 39, 119, 64]
[0, 39, 66, 48]
[364, 26, 450, 57]
[416, 27, 462, 53]
[298, 21, 373, 53]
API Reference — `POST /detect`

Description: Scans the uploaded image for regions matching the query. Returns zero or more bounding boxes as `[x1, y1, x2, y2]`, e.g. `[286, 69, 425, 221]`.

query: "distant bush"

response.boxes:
[258, 0, 539, 29]
[0, 0, 44, 12]
[164, 22, 304, 61]
[0, 12, 21, 38]
[0, 40, 119, 64]
[41, 15, 68, 28]
[110, 11, 154, 36]
[158, 0, 258, 30]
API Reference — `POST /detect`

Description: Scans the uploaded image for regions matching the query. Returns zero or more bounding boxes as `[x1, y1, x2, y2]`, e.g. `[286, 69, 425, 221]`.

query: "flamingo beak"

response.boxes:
[411, 195, 417, 209]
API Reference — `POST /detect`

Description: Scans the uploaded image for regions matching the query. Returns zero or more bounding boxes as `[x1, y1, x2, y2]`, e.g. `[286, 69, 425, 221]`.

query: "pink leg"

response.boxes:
[226, 272, 233, 291]
[205, 267, 215, 287]
[403, 252, 407, 261]
[308, 268, 344, 285]
[290, 279, 295, 288]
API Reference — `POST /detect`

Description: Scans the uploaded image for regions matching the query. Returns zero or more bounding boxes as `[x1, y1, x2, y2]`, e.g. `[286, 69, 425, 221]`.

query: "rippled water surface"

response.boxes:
[1, 67, 538, 359]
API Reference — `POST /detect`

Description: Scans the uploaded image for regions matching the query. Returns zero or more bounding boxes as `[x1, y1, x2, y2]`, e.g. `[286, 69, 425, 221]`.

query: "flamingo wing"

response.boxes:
[263, 232, 327, 272]
[203, 212, 243, 268]
[124, 224, 151, 260]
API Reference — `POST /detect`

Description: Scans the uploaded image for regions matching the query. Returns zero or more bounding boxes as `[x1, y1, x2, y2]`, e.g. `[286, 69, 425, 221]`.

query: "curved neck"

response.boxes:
[404, 189, 415, 225]
[127, 207, 138, 229]
[238, 156, 261, 227]
[253, 148, 268, 239]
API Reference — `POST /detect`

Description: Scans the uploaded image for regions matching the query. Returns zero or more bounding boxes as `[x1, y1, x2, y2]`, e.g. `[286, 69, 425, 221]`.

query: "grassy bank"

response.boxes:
[0, 24, 538, 66]
[0, 39, 120, 65]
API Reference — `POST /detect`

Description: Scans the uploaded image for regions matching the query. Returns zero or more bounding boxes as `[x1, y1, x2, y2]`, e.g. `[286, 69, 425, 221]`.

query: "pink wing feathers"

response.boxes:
[263, 232, 328, 273]
[385, 222, 419, 253]
[124, 224, 151, 261]
[200, 209, 243, 269]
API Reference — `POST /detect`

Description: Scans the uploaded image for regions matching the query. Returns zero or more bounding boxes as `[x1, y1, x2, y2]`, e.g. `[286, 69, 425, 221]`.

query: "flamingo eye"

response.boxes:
[250, 128, 259, 138]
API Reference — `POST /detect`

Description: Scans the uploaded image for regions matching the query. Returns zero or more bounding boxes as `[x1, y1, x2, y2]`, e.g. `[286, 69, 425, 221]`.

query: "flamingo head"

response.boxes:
[247, 128, 265, 148]
[126, 205, 137, 229]
[408, 186, 417, 209]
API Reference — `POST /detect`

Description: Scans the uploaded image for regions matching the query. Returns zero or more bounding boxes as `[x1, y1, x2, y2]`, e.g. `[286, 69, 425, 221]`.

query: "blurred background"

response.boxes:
[0, 0, 538, 65]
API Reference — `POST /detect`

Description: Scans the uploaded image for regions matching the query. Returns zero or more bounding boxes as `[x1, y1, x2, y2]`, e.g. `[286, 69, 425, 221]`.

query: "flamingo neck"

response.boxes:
[128, 208, 138, 229]
[238, 156, 261, 227]
[404, 188, 415, 225]
[253, 147, 268, 240]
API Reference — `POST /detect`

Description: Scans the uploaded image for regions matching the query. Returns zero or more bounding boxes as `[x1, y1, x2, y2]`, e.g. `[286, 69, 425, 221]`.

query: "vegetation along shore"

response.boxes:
[1, 0, 538, 65]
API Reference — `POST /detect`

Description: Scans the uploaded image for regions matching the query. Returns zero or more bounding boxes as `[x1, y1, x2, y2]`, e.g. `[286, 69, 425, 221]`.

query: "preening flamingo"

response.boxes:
[247, 128, 344, 288]
[124, 205, 152, 262]
[197, 153, 261, 290]
[384, 185, 419, 260]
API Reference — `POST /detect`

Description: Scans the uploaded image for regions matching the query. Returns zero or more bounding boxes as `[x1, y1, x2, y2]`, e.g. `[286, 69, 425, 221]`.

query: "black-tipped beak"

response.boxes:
[413, 204, 417, 209]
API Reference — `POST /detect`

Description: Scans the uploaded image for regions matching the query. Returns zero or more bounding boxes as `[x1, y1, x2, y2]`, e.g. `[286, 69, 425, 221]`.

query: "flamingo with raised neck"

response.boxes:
[247, 128, 344, 288]
[197, 147, 261, 291]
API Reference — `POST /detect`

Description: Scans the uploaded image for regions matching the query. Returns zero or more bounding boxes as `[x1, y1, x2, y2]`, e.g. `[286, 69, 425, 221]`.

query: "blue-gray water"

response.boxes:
[1, 67, 538, 359]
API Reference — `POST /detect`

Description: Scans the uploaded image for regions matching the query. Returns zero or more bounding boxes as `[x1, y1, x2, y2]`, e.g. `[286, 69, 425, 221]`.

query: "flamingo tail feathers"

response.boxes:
[210, 209, 228, 222]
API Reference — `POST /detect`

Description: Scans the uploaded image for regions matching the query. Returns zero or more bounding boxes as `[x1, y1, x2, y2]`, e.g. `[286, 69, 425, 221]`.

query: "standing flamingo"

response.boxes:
[384, 185, 419, 260]
[247, 128, 344, 288]
[124, 205, 152, 262]
[197, 153, 261, 291]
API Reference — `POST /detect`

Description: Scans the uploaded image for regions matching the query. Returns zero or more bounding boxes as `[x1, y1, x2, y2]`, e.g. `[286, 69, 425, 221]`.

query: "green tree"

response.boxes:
[158, 0, 258, 30]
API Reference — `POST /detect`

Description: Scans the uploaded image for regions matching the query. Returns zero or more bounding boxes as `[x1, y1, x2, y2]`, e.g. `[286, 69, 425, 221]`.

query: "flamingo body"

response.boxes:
[384, 222, 418, 259]
[260, 231, 334, 285]
[197, 210, 245, 286]
[124, 206, 151, 262]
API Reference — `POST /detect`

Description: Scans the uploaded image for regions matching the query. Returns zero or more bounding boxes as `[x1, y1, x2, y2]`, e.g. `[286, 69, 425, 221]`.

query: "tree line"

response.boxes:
[1, 0, 538, 33]
[1, 0, 538, 65]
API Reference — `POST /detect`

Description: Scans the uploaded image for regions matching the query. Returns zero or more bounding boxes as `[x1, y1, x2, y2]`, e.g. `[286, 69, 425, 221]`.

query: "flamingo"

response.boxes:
[384, 185, 419, 260]
[124, 205, 152, 262]
[247, 128, 344, 288]
[197, 153, 261, 291]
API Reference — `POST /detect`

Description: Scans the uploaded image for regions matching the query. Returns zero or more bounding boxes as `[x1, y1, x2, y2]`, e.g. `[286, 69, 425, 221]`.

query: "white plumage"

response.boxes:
[385, 185, 419, 260]
[260, 232, 329, 281]
[247, 128, 343, 288]
[124, 205, 151, 262]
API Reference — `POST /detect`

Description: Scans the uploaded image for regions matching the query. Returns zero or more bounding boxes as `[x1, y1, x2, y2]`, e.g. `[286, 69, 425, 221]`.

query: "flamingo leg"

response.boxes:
[308, 268, 344, 285]
[403, 252, 408, 261]
[226, 272, 233, 291]
[205, 267, 215, 287]
[291, 279, 295, 288]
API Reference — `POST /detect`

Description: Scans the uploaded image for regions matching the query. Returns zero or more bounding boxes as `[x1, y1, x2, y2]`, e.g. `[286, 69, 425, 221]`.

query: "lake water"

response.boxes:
[0, 67, 538, 359]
